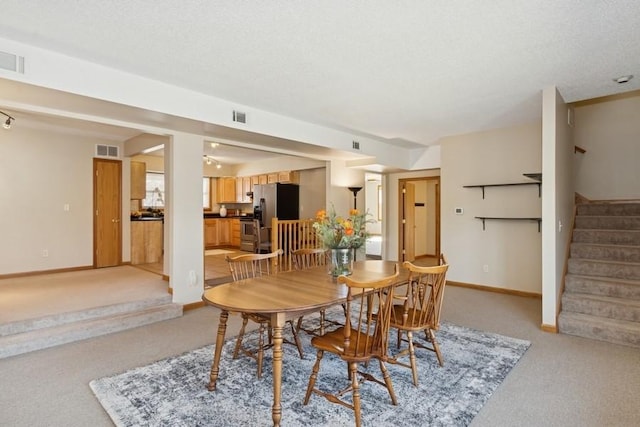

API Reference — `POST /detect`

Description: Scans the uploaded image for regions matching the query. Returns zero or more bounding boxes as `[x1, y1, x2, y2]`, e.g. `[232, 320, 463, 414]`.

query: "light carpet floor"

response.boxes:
[90, 310, 530, 426]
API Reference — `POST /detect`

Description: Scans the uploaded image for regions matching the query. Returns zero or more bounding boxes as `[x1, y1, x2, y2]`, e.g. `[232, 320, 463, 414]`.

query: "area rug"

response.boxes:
[90, 310, 530, 426]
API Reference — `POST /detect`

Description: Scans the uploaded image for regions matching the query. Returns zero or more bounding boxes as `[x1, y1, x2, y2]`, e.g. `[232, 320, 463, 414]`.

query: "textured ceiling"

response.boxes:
[0, 1, 639, 147]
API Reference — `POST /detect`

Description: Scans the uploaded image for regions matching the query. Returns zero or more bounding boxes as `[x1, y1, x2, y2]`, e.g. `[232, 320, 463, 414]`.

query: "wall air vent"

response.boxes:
[95, 144, 120, 158]
[232, 110, 247, 124]
[352, 140, 360, 150]
[0, 51, 25, 74]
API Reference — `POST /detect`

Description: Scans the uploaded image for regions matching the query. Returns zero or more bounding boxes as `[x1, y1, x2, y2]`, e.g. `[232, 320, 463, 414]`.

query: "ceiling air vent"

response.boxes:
[95, 144, 120, 158]
[0, 50, 25, 74]
[232, 110, 247, 124]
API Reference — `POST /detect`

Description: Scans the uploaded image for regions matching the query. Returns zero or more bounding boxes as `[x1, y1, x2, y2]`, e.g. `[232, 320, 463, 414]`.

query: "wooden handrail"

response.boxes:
[270, 218, 321, 271]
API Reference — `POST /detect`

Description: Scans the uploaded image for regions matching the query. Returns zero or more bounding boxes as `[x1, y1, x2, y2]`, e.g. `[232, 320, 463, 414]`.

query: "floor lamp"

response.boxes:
[347, 186, 363, 260]
[347, 186, 362, 210]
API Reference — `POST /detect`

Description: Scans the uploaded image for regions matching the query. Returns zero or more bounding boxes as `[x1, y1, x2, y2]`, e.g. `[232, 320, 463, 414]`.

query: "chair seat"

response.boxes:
[310, 327, 383, 362]
[390, 305, 438, 331]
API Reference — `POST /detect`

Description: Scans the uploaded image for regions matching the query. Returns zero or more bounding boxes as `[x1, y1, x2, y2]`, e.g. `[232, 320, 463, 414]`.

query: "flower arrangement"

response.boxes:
[313, 205, 372, 249]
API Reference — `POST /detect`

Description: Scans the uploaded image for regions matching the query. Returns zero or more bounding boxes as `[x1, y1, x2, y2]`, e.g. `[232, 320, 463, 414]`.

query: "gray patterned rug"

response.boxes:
[90, 310, 530, 426]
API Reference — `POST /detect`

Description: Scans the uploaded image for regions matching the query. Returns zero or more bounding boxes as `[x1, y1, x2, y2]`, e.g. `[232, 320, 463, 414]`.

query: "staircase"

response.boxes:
[0, 295, 183, 359]
[558, 202, 640, 348]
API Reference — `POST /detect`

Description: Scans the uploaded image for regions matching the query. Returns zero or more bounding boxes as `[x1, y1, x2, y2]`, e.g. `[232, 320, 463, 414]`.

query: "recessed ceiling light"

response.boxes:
[613, 75, 633, 84]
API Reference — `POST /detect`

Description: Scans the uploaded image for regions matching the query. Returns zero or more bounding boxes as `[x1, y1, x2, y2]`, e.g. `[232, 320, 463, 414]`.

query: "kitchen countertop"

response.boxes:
[131, 216, 164, 221]
[203, 213, 253, 219]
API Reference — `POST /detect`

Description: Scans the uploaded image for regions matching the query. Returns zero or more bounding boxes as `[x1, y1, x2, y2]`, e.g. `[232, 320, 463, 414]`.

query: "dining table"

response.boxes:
[202, 259, 407, 426]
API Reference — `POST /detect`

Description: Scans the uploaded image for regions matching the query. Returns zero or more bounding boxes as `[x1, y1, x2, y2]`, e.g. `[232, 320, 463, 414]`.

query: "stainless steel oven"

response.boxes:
[240, 218, 255, 252]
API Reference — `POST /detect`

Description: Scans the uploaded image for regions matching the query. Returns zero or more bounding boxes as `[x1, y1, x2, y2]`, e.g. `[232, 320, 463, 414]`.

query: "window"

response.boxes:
[143, 172, 165, 208]
[142, 172, 211, 209]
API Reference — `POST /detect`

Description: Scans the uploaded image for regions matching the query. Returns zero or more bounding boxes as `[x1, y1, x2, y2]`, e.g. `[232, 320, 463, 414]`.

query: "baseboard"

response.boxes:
[0, 265, 94, 279]
[183, 301, 205, 311]
[541, 323, 558, 333]
[447, 281, 542, 299]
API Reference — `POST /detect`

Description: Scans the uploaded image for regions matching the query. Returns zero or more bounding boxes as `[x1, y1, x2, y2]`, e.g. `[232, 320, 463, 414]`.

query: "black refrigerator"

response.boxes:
[252, 183, 299, 227]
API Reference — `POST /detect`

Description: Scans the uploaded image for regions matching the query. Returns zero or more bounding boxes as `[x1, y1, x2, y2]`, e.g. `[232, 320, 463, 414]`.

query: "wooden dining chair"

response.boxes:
[226, 249, 304, 378]
[387, 261, 449, 386]
[303, 265, 400, 427]
[291, 248, 334, 335]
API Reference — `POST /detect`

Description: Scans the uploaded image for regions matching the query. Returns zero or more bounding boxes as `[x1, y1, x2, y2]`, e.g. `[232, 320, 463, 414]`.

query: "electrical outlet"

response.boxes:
[42, 249, 49, 257]
[188, 270, 197, 286]
[483, 264, 489, 273]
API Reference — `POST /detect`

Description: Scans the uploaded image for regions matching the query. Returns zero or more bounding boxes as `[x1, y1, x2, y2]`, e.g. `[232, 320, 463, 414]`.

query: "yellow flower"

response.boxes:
[312, 204, 372, 249]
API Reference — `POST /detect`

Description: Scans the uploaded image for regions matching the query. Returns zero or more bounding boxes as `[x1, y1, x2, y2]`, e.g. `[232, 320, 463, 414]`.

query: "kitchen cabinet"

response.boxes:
[231, 218, 241, 247]
[204, 218, 219, 248]
[130, 161, 146, 200]
[251, 175, 260, 189]
[131, 220, 163, 264]
[216, 177, 237, 203]
[259, 175, 268, 185]
[267, 173, 278, 184]
[204, 218, 237, 248]
[242, 177, 252, 202]
[218, 219, 232, 245]
[277, 170, 299, 183]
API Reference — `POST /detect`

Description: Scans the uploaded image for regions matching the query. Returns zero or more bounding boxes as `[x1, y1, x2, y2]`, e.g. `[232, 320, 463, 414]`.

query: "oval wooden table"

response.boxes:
[202, 260, 405, 426]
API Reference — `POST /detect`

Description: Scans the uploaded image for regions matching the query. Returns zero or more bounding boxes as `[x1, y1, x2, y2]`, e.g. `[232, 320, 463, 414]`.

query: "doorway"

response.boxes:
[399, 176, 440, 262]
[93, 158, 122, 267]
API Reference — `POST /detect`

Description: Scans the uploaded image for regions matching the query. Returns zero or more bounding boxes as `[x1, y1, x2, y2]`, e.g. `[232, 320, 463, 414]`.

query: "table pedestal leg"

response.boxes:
[271, 321, 284, 426]
[208, 310, 229, 391]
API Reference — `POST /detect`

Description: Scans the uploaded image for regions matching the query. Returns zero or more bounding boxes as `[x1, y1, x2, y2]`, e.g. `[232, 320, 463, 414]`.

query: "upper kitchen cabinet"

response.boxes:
[278, 170, 299, 183]
[251, 175, 260, 189]
[242, 177, 252, 202]
[267, 173, 278, 184]
[216, 177, 237, 203]
[131, 161, 146, 199]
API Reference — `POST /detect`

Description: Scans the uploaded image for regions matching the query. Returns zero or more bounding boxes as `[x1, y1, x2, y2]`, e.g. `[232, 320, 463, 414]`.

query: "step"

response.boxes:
[0, 303, 183, 359]
[575, 215, 640, 230]
[0, 294, 174, 337]
[558, 311, 640, 348]
[568, 258, 640, 281]
[572, 229, 640, 246]
[565, 274, 640, 299]
[562, 293, 640, 322]
[570, 243, 640, 263]
[577, 203, 640, 216]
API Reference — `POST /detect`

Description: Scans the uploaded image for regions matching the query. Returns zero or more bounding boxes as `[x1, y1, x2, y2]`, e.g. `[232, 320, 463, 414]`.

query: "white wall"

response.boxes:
[573, 91, 640, 200]
[166, 133, 206, 304]
[365, 178, 382, 235]
[0, 36, 420, 171]
[0, 126, 124, 274]
[298, 167, 326, 220]
[541, 87, 574, 328]
[440, 122, 542, 293]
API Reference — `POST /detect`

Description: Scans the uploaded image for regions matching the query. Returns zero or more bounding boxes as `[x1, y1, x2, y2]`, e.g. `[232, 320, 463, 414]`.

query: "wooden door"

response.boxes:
[94, 158, 122, 267]
[401, 182, 416, 262]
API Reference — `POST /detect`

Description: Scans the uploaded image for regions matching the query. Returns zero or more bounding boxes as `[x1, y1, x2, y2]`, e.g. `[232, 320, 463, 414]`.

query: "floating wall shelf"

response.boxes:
[522, 172, 542, 182]
[463, 182, 541, 199]
[475, 217, 542, 232]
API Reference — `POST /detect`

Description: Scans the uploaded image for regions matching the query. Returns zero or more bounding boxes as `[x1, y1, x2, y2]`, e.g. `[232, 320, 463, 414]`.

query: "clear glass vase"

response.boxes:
[329, 247, 353, 277]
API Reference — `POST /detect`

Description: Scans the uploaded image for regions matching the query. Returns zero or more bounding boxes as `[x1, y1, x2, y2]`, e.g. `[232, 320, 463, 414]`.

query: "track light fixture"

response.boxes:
[1, 110, 15, 129]
[203, 155, 222, 169]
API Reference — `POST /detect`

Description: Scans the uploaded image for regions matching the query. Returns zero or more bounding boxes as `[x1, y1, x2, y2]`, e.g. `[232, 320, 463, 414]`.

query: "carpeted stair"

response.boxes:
[559, 202, 640, 348]
[0, 295, 182, 359]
